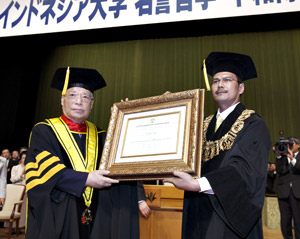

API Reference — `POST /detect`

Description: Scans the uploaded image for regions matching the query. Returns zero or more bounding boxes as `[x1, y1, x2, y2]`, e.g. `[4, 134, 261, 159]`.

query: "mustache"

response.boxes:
[215, 89, 228, 94]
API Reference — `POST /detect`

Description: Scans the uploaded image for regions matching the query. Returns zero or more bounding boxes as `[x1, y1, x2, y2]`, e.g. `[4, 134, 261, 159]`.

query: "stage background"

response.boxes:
[1, 12, 300, 162]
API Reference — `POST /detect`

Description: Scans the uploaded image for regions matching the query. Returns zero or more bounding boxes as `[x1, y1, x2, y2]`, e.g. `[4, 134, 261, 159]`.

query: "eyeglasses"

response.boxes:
[212, 77, 237, 85]
[66, 93, 93, 103]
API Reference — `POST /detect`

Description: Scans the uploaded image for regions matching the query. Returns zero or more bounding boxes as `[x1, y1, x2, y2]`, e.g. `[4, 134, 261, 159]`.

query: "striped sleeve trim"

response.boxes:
[26, 164, 65, 192]
[26, 156, 60, 177]
[26, 151, 51, 170]
[26, 151, 65, 192]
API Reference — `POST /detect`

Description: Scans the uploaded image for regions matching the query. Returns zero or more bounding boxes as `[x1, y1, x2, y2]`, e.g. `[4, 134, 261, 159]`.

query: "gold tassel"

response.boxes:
[62, 66, 70, 96]
[203, 59, 211, 91]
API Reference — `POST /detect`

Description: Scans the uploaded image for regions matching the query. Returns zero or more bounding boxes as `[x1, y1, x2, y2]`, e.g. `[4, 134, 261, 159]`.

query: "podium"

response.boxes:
[139, 185, 184, 239]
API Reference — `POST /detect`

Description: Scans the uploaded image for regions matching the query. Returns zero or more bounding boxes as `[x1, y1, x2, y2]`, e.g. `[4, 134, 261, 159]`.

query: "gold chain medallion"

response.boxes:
[202, 110, 254, 162]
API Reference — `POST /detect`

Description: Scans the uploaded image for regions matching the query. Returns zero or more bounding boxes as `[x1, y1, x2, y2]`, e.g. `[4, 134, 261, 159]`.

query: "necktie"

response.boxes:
[215, 114, 223, 132]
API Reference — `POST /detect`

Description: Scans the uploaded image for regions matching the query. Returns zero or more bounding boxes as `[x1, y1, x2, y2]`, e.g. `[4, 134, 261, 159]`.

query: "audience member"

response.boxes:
[10, 151, 26, 185]
[0, 156, 7, 207]
[1, 149, 13, 184]
[19, 147, 28, 154]
[11, 150, 20, 162]
[5, 149, 19, 184]
[1, 149, 11, 161]
[10, 151, 26, 231]
[266, 162, 278, 195]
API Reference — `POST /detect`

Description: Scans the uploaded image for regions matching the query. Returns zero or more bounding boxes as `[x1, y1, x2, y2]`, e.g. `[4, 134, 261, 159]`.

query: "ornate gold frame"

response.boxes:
[99, 89, 205, 180]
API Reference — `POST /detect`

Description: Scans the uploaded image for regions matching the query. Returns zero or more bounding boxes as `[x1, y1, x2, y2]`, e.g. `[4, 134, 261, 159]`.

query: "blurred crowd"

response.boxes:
[0, 147, 28, 232]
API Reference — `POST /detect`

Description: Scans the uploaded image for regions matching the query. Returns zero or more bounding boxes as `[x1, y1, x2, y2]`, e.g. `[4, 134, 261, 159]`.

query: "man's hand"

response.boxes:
[86, 170, 119, 189]
[272, 146, 281, 157]
[121, 98, 129, 102]
[286, 145, 294, 160]
[164, 171, 200, 191]
[162, 91, 171, 95]
[138, 201, 151, 218]
[111, 98, 129, 113]
[270, 163, 276, 171]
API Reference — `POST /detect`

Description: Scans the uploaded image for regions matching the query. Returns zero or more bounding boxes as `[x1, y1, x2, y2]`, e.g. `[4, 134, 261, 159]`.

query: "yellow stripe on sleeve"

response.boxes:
[26, 156, 61, 180]
[25, 151, 51, 171]
[36, 151, 51, 162]
[26, 164, 66, 192]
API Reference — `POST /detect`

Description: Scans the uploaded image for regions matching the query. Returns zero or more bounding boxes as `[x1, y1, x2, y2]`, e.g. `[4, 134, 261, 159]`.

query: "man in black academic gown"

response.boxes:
[25, 67, 146, 239]
[165, 52, 271, 239]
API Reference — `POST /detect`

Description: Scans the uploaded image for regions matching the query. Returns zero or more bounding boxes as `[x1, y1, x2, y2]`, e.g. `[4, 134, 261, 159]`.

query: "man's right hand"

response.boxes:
[86, 170, 119, 189]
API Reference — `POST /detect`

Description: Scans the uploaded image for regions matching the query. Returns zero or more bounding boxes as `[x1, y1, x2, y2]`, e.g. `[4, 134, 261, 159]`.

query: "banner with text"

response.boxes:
[0, 0, 299, 37]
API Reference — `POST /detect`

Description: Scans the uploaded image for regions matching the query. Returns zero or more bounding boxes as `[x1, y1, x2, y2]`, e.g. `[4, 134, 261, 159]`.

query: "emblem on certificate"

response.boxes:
[100, 89, 205, 181]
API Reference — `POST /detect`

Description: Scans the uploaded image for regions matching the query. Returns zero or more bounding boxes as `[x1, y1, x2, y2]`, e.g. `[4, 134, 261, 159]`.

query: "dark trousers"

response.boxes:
[278, 190, 300, 239]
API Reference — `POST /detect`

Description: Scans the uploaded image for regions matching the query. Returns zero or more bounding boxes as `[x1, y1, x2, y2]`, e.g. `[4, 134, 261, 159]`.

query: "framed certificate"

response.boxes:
[99, 89, 205, 180]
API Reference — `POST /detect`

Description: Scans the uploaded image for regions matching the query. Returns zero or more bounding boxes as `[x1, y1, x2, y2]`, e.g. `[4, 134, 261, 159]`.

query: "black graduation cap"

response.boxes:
[203, 52, 257, 81]
[51, 67, 106, 95]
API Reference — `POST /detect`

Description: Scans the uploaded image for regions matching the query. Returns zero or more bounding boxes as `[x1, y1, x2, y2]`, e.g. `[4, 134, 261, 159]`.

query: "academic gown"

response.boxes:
[182, 103, 271, 239]
[25, 119, 140, 239]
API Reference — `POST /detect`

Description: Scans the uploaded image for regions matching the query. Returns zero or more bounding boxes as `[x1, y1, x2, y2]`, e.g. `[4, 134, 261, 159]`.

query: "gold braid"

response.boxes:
[202, 109, 255, 162]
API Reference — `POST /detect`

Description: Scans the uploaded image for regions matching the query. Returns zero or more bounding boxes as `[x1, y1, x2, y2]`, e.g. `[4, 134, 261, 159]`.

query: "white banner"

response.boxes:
[0, 0, 299, 37]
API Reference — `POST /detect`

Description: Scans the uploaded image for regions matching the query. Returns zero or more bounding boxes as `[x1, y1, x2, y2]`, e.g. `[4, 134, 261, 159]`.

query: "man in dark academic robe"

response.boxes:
[25, 67, 145, 239]
[165, 52, 271, 239]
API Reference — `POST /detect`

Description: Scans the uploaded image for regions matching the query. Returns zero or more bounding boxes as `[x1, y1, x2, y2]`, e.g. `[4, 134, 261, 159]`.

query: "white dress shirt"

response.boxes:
[197, 103, 240, 194]
[289, 151, 298, 166]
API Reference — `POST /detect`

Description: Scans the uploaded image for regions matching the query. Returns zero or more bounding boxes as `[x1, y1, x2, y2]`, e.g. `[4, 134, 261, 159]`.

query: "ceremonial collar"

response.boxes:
[203, 108, 255, 162]
[61, 114, 87, 133]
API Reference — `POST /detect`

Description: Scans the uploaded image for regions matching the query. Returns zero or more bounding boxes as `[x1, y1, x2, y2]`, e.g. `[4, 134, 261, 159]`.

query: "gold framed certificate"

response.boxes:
[99, 89, 205, 180]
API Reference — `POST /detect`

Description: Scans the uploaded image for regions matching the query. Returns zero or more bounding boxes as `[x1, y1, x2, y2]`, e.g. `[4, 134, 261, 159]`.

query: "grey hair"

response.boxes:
[288, 137, 300, 145]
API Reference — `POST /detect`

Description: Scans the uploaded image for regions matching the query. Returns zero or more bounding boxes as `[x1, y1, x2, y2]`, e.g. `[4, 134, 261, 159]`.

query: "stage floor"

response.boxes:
[0, 225, 287, 239]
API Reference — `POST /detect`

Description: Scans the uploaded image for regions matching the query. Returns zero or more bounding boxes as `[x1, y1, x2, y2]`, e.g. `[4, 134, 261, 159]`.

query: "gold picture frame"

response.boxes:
[99, 89, 205, 180]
